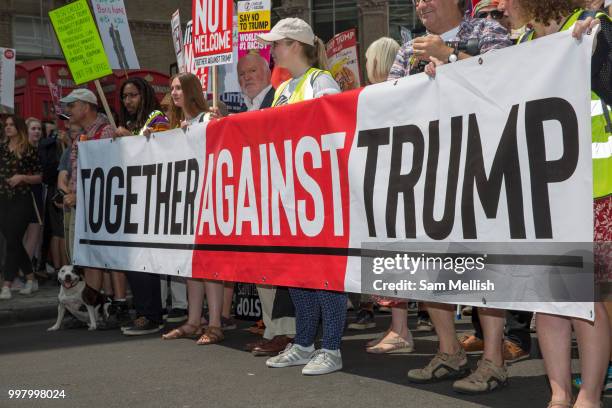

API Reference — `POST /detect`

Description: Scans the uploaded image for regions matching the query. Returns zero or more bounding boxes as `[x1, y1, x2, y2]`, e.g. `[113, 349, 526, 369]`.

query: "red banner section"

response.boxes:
[192, 90, 361, 291]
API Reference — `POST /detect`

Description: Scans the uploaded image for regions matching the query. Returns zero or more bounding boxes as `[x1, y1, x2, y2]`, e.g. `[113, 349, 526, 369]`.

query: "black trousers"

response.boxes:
[0, 194, 34, 281]
[125, 271, 162, 323]
[472, 307, 533, 352]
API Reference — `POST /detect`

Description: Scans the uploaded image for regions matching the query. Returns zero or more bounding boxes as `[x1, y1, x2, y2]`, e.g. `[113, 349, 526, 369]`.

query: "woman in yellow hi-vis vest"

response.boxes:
[256, 18, 344, 376]
[501, 1, 612, 407]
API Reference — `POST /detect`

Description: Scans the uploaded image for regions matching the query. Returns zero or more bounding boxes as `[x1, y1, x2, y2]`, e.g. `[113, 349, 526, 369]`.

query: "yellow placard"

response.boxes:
[238, 10, 271, 33]
[49, 0, 112, 85]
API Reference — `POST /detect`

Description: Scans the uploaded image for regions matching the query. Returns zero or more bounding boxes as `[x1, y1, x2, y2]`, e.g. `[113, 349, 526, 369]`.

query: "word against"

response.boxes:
[198, 133, 347, 237]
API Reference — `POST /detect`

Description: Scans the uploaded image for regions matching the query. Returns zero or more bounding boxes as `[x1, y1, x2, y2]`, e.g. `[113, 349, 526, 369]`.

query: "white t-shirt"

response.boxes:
[275, 69, 341, 104]
[185, 111, 210, 125]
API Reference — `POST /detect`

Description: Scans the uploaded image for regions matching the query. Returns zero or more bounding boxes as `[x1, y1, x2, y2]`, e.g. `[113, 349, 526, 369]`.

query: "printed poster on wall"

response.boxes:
[91, 0, 140, 70]
[237, 0, 271, 62]
[0, 47, 15, 113]
[325, 29, 361, 91]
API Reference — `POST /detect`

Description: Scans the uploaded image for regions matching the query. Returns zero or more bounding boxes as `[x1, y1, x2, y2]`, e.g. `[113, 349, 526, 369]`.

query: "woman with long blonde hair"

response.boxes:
[161, 72, 228, 345]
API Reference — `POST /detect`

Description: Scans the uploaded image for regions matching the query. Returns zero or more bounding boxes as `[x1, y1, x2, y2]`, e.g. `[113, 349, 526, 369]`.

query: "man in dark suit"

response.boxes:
[237, 53, 276, 111]
[231, 53, 296, 355]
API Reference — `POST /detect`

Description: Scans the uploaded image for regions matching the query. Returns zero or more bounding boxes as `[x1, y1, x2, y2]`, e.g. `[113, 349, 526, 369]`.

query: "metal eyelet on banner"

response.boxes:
[393, 80, 399, 86]
[324, 281, 329, 288]
[143, 266, 146, 271]
[176, 270, 180, 275]
[262, 276, 266, 282]
[478, 57, 484, 65]
[481, 297, 487, 305]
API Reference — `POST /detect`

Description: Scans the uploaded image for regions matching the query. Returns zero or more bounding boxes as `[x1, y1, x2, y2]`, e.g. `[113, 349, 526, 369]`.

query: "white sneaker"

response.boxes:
[0, 286, 11, 300]
[266, 343, 314, 368]
[11, 277, 24, 291]
[19, 280, 38, 295]
[302, 349, 343, 375]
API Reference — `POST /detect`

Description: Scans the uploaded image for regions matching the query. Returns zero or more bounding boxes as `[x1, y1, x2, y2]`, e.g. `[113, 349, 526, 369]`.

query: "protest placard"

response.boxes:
[184, 19, 210, 91]
[171, 10, 185, 73]
[49, 0, 113, 85]
[326, 29, 361, 91]
[42, 65, 63, 117]
[0, 48, 15, 113]
[91, 0, 140, 71]
[192, 0, 234, 67]
[238, 0, 271, 62]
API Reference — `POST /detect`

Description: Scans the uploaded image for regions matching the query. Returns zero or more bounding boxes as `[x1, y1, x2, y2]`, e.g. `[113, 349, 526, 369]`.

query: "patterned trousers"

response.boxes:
[289, 288, 347, 350]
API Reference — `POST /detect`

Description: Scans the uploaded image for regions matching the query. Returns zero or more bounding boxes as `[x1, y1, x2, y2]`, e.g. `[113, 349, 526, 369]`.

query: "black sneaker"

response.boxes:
[122, 317, 163, 336]
[98, 301, 131, 330]
[166, 308, 188, 323]
[348, 309, 376, 330]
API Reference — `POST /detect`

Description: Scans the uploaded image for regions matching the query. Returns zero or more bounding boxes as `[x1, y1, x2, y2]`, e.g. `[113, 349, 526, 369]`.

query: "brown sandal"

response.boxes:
[162, 323, 202, 340]
[197, 326, 224, 345]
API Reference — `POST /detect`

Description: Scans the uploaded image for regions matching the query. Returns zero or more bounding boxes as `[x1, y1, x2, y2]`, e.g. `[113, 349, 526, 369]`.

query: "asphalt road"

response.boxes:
[1, 314, 610, 408]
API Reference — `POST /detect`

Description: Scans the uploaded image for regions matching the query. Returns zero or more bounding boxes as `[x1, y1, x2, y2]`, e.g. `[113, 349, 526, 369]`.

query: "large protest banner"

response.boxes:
[0, 47, 16, 113]
[91, 0, 140, 70]
[49, 0, 112, 85]
[74, 31, 597, 319]
[326, 29, 361, 91]
[192, 0, 234, 67]
[237, 0, 271, 61]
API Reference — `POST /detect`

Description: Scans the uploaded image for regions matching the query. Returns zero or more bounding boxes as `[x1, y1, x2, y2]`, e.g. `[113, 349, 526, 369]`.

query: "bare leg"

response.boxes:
[222, 282, 234, 318]
[478, 307, 505, 366]
[536, 313, 573, 404]
[85, 268, 104, 291]
[102, 272, 113, 296]
[390, 304, 410, 339]
[573, 302, 610, 407]
[205, 280, 224, 327]
[605, 301, 612, 361]
[425, 302, 460, 354]
[186, 278, 204, 327]
[23, 223, 42, 262]
[58, 238, 68, 267]
[111, 271, 127, 299]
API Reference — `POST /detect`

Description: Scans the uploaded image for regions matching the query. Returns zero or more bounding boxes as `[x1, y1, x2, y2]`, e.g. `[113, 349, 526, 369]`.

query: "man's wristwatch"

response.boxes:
[448, 46, 459, 63]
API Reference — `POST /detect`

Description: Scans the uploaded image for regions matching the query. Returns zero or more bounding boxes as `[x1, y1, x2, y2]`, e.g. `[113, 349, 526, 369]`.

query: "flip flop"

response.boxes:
[366, 336, 414, 354]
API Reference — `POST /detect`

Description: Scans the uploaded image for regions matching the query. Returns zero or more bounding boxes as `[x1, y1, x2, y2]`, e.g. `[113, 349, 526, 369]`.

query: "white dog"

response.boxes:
[48, 265, 110, 331]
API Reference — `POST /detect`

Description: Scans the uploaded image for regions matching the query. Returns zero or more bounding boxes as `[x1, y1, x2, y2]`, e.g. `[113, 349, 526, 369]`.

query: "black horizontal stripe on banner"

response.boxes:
[79, 239, 586, 268]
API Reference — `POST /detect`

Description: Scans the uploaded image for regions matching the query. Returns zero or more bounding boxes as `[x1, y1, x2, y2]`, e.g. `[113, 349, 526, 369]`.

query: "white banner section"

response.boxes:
[75, 127, 206, 279]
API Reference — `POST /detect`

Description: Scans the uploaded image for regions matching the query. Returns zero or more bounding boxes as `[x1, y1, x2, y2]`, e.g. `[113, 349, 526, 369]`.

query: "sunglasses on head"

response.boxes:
[476, 9, 504, 20]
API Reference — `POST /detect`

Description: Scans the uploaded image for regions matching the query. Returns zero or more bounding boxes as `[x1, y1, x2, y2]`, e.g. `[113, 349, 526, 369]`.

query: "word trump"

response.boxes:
[357, 97, 579, 240]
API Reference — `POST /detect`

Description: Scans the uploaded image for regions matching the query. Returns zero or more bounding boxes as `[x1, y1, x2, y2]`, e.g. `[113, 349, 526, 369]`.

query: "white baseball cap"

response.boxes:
[257, 18, 315, 46]
[60, 88, 98, 105]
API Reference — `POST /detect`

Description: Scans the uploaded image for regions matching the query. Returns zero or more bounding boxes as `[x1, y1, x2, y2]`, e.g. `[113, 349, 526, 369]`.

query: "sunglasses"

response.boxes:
[476, 10, 505, 20]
